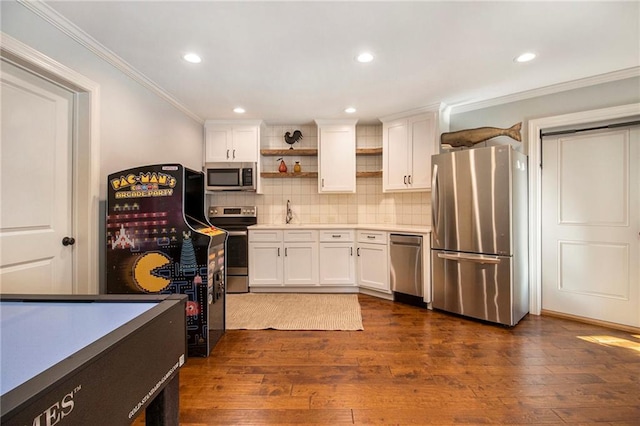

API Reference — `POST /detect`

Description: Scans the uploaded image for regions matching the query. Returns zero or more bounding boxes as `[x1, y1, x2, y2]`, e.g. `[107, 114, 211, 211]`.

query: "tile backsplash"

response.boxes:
[207, 124, 430, 226]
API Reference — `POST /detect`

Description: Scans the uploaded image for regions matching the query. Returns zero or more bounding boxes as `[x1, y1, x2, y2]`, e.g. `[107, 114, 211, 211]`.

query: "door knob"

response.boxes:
[62, 236, 76, 246]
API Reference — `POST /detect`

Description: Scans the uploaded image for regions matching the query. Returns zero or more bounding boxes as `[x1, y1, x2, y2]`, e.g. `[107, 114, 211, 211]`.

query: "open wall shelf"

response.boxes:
[260, 146, 382, 179]
[260, 147, 382, 156]
[356, 147, 383, 155]
[261, 149, 317, 156]
[261, 172, 318, 178]
[356, 171, 382, 178]
[261, 171, 381, 178]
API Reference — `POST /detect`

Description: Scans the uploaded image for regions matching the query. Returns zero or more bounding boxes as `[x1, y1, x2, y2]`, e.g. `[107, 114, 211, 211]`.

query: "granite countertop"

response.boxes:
[249, 223, 431, 234]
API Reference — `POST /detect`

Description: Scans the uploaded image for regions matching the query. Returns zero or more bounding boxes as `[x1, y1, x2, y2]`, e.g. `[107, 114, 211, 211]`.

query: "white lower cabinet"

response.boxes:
[356, 230, 390, 293]
[249, 242, 283, 286]
[283, 244, 318, 286]
[250, 227, 395, 294]
[249, 229, 318, 287]
[248, 230, 283, 287]
[283, 230, 318, 286]
[319, 230, 356, 286]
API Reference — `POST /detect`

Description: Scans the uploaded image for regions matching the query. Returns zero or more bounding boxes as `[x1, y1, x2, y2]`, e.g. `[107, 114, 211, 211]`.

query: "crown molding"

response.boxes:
[449, 67, 640, 114]
[204, 119, 265, 127]
[379, 102, 442, 122]
[314, 118, 359, 126]
[18, 0, 204, 125]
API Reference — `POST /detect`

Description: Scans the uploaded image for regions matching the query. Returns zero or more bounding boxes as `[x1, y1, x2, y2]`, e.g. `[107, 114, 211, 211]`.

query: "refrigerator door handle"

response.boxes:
[431, 164, 439, 242]
[437, 252, 501, 264]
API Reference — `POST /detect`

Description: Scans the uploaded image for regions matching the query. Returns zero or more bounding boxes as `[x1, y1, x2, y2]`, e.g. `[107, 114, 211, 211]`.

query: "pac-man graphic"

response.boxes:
[185, 301, 200, 317]
[133, 252, 172, 292]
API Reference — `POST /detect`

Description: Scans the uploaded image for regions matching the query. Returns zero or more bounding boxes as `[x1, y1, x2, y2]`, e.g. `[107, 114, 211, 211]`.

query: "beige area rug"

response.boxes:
[226, 293, 364, 330]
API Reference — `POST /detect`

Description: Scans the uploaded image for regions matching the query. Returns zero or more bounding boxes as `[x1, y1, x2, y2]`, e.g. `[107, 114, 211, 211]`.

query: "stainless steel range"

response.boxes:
[208, 206, 257, 293]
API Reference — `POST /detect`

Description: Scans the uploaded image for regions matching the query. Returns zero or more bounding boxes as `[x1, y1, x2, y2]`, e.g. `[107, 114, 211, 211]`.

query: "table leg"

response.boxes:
[145, 372, 179, 426]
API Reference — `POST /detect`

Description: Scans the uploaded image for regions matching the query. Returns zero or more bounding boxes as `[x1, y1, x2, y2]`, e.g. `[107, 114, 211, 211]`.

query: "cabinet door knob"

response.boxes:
[408, 175, 412, 184]
[226, 149, 230, 159]
[404, 175, 407, 184]
[357, 247, 360, 256]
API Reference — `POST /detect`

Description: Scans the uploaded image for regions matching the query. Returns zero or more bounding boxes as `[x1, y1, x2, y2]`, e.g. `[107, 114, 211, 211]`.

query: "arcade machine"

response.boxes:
[106, 164, 227, 357]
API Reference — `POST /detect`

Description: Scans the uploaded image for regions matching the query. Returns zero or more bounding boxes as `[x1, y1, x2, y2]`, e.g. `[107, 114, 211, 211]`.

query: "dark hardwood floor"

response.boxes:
[141, 294, 640, 425]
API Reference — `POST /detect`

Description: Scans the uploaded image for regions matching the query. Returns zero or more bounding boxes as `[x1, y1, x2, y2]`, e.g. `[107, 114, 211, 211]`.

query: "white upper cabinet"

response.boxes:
[382, 112, 437, 192]
[204, 120, 262, 163]
[316, 119, 357, 193]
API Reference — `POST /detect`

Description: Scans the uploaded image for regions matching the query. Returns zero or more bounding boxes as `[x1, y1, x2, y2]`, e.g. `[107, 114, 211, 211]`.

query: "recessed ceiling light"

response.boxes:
[515, 52, 536, 63]
[345, 107, 356, 114]
[183, 53, 202, 63]
[233, 107, 245, 114]
[356, 52, 374, 63]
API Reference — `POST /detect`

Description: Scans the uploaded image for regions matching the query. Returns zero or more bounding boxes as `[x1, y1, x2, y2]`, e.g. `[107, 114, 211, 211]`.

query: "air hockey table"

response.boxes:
[0, 294, 187, 426]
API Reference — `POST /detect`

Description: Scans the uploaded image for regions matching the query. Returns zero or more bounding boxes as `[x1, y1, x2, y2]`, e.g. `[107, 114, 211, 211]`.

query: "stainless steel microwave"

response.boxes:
[205, 162, 256, 191]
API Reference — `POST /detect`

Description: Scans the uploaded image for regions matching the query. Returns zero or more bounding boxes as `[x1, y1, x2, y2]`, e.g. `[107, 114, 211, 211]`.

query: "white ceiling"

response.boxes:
[45, 1, 640, 124]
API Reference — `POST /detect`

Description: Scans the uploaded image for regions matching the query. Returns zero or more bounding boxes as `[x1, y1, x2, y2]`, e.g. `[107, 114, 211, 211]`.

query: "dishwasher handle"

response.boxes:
[390, 234, 422, 246]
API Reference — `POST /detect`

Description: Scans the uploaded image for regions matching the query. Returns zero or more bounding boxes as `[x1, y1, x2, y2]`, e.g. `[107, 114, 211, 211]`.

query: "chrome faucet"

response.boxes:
[286, 199, 293, 224]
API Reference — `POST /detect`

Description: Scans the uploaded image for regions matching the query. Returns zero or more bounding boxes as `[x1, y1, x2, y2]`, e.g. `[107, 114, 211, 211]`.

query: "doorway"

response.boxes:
[0, 33, 100, 294]
[541, 126, 639, 327]
[1, 60, 75, 293]
[528, 103, 640, 328]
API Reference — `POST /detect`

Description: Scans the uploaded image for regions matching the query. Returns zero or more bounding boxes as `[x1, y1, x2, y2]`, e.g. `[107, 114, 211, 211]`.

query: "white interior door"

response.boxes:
[542, 126, 640, 327]
[1, 60, 75, 294]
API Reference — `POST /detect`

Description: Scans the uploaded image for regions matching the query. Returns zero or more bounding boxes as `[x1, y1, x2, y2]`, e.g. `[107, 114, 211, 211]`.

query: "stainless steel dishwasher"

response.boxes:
[390, 234, 424, 306]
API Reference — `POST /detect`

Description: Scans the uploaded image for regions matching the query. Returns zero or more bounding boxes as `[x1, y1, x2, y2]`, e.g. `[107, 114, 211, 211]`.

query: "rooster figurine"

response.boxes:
[284, 130, 303, 149]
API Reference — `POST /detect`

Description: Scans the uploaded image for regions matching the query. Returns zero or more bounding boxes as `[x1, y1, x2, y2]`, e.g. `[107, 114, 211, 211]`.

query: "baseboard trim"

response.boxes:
[541, 309, 640, 334]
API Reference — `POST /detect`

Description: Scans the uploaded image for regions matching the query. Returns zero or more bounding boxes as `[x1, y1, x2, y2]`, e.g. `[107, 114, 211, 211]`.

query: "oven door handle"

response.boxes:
[226, 230, 248, 237]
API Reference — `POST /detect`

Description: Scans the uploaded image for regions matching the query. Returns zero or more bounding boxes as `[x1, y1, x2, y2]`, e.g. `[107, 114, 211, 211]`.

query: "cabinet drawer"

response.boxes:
[249, 230, 282, 242]
[357, 230, 388, 244]
[319, 230, 355, 242]
[284, 229, 318, 242]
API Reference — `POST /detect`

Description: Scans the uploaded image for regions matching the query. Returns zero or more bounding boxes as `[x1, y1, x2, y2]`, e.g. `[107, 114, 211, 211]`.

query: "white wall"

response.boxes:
[1, 1, 204, 193]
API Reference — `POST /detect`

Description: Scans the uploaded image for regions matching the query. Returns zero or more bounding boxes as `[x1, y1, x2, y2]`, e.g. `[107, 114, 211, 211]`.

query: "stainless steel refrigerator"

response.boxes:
[431, 145, 529, 326]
